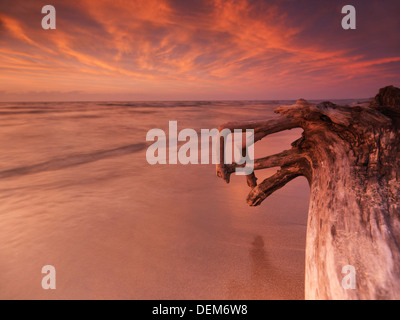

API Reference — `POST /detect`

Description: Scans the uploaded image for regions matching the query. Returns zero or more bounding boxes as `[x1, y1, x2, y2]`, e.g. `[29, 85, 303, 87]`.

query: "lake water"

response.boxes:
[0, 100, 314, 299]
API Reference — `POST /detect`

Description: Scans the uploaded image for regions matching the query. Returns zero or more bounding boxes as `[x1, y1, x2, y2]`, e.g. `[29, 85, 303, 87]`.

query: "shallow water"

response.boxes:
[0, 100, 316, 299]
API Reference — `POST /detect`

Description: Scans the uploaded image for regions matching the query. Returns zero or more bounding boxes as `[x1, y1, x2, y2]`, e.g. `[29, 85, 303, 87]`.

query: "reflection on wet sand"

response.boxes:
[227, 235, 304, 300]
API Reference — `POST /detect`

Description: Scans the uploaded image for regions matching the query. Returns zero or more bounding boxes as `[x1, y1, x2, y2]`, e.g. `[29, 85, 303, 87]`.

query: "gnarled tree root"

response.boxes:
[216, 86, 400, 300]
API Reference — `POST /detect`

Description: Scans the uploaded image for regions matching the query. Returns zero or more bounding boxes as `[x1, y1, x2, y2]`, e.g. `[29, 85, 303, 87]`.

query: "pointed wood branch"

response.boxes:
[246, 166, 303, 206]
[217, 147, 308, 190]
[218, 116, 300, 133]
[254, 148, 307, 170]
[216, 116, 301, 184]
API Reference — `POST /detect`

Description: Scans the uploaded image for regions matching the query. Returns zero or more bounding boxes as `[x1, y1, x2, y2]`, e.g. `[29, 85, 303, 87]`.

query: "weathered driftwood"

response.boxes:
[216, 86, 400, 300]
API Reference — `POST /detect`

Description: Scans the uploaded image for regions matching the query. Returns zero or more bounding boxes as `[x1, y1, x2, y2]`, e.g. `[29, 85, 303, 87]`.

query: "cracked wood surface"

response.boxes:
[216, 86, 400, 300]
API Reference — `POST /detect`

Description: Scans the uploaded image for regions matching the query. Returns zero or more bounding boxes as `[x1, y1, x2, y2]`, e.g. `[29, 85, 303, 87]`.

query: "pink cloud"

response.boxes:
[0, 0, 399, 100]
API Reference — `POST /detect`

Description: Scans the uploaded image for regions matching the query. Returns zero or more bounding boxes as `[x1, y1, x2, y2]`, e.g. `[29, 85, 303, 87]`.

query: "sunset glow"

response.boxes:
[0, 0, 399, 101]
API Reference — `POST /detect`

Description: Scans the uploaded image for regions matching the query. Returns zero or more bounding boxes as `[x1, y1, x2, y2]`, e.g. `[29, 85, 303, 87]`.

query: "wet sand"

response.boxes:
[0, 101, 311, 299]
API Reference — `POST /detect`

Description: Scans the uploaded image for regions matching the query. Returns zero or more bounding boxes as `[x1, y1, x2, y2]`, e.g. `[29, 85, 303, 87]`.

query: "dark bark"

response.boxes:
[216, 86, 400, 299]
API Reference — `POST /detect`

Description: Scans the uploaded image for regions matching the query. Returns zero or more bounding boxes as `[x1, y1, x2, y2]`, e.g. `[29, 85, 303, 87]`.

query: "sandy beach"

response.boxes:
[0, 101, 312, 299]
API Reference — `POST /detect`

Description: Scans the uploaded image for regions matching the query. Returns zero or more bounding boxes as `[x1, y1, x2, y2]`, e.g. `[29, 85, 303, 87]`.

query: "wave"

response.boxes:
[0, 143, 147, 179]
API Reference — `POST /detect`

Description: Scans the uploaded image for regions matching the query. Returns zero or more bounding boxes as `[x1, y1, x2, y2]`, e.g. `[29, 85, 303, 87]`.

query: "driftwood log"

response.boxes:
[216, 86, 400, 300]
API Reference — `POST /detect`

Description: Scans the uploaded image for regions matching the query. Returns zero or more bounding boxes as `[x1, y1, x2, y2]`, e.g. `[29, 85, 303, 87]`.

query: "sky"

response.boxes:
[0, 0, 399, 101]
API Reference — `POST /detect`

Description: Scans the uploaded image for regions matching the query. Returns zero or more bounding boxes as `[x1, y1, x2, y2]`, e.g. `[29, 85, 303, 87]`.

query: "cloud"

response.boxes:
[0, 0, 399, 100]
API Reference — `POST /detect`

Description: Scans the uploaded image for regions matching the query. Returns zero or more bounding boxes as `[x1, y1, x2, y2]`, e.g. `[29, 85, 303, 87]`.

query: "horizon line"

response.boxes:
[0, 97, 373, 104]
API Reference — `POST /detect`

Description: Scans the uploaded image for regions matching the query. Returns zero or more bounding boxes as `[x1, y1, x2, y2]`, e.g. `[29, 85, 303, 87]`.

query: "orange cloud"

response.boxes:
[0, 13, 37, 45]
[0, 0, 399, 100]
